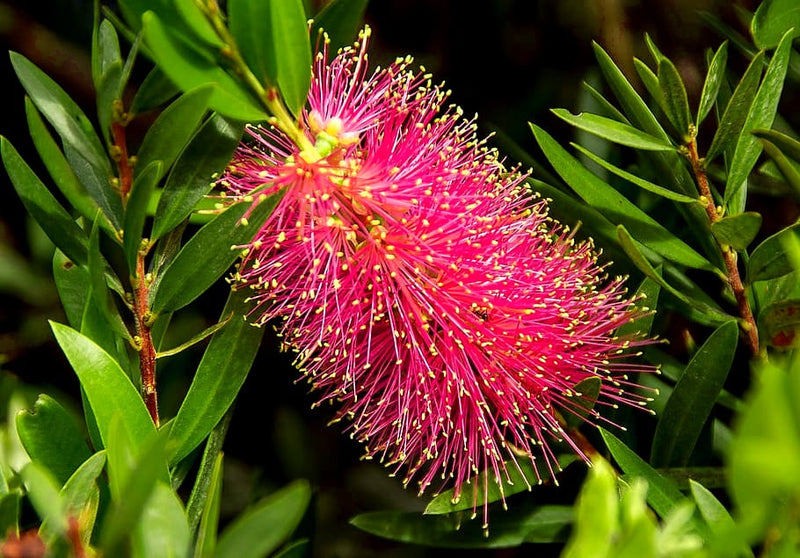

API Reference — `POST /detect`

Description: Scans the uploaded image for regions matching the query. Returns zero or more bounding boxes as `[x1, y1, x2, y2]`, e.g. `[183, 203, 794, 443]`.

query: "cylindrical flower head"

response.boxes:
[221, 27, 655, 525]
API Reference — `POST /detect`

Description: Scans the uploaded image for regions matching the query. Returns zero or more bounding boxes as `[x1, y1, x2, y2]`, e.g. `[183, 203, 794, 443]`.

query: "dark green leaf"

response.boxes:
[351, 504, 573, 548]
[157, 313, 231, 359]
[215, 480, 311, 558]
[168, 289, 264, 464]
[747, 221, 800, 282]
[95, 20, 123, 144]
[24, 98, 105, 229]
[229, 0, 277, 86]
[651, 321, 738, 467]
[273, 540, 309, 558]
[130, 67, 181, 115]
[1, 137, 88, 265]
[151, 192, 282, 314]
[725, 31, 793, 214]
[531, 125, 715, 272]
[135, 85, 212, 183]
[193, 453, 224, 558]
[64, 144, 124, 230]
[142, 12, 267, 122]
[758, 298, 800, 349]
[705, 51, 764, 165]
[16, 394, 92, 486]
[751, 128, 800, 162]
[53, 250, 89, 329]
[311, 0, 369, 51]
[551, 109, 675, 151]
[633, 58, 666, 115]
[152, 115, 244, 241]
[571, 143, 697, 203]
[124, 161, 161, 270]
[751, 0, 800, 49]
[710, 212, 762, 251]
[759, 137, 800, 196]
[424, 454, 578, 516]
[49, 322, 156, 451]
[186, 409, 233, 534]
[658, 57, 692, 138]
[87, 217, 130, 343]
[268, 0, 312, 116]
[697, 42, 728, 127]
[617, 273, 661, 341]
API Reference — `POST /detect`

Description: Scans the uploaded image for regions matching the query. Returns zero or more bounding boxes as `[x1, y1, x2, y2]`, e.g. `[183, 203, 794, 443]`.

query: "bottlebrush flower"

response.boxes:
[221, 26, 654, 525]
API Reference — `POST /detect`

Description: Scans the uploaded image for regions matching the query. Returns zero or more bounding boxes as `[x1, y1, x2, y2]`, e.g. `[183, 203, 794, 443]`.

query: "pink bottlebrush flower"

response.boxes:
[221, 27, 655, 525]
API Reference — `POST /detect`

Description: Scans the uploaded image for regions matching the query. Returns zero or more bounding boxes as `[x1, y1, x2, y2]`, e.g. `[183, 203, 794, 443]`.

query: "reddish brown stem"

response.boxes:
[111, 120, 133, 203]
[134, 253, 159, 426]
[686, 139, 760, 356]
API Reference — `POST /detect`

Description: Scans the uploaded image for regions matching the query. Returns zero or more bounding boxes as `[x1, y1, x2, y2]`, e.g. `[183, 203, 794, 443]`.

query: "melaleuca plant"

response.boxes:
[0, 0, 799, 557]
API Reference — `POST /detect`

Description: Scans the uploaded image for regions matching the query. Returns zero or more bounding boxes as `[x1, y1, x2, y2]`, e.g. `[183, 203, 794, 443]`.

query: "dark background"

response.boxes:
[0, 1, 764, 556]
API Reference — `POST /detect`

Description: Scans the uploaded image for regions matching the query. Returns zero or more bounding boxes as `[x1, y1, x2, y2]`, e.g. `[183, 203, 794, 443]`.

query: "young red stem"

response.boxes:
[134, 253, 159, 425]
[111, 120, 133, 202]
[686, 139, 760, 356]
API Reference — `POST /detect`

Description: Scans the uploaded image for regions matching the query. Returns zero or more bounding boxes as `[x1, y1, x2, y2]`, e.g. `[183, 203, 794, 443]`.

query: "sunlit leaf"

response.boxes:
[751, 0, 800, 49]
[551, 109, 675, 151]
[658, 57, 692, 138]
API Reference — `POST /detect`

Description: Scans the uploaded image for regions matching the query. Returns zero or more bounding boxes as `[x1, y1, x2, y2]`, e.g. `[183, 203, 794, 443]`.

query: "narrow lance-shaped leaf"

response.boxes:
[311, 0, 370, 52]
[193, 453, 224, 557]
[229, 0, 277, 87]
[759, 138, 800, 197]
[123, 160, 161, 271]
[710, 212, 762, 251]
[658, 56, 692, 138]
[1, 137, 88, 265]
[633, 58, 666, 115]
[651, 320, 738, 467]
[697, 41, 728, 127]
[725, 30, 794, 214]
[269, 0, 312, 116]
[551, 109, 675, 151]
[747, 221, 800, 283]
[751, 128, 800, 163]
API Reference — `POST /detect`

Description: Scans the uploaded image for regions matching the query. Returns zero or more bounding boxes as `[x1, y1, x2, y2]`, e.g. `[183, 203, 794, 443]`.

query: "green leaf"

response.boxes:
[1, 137, 88, 265]
[186, 408, 233, 533]
[0, 493, 21, 537]
[95, 20, 123, 144]
[49, 322, 156, 451]
[697, 42, 728, 127]
[124, 161, 161, 270]
[132, 483, 191, 558]
[175, 0, 224, 48]
[705, 51, 764, 165]
[21, 463, 67, 535]
[215, 480, 311, 558]
[16, 394, 92, 486]
[531, 125, 715, 272]
[310, 0, 369, 51]
[551, 109, 675, 151]
[134, 85, 212, 183]
[688, 480, 735, 534]
[157, 313, 231, 359]
[657, 57, 692, 138]
[151, 192, 282, 314]
[747, 221, 800, 282]
[751, 0, 800, 49]
[168, 289, 264, 464]
[268, 0, 313, 116]
[561, 458, 618, 558]
[152, 115, 244, 241]
[142, 11, 267, 122]
[751, 128, 800, 162]
[87, 217, 130, 343]
[571, 143, 698, 203]
[759, 137, 800, 196]
[229, 0, 277, 87]
[633, 58, 666, 116]
[424, 453, 578, 516]
[710, 212, 762, 251]
[193, 453, 224, 558]
[53, 250, 89, 329]
[351, 504, 573, 548]
[615, 273, 662, 340]
[758, 298, 800, 349]
[651, 320, 738, 467]
[725, 31, 793, 214]
[273, 540, 309, 558]
[130, 67, 181, 115]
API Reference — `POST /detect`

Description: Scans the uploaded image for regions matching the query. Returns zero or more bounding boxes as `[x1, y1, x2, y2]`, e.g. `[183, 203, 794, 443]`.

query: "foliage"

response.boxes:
[0, 0, 799, 556]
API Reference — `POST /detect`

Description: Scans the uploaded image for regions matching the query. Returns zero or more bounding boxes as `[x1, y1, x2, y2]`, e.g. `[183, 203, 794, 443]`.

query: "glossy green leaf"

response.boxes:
[751, 128, 800, 162]
[351, 504, 573, 548]
[168, 289, 264, 464]
[49, 322, 156, 451]
[571, 143, 697, 203]
[310, 0, 369, 51]
[95, 20, 123, 144]
[651, 320, 738, 467]
[229, 0, 277, 86]
[551, 109, 675, 151]
[16, 394, 92, 486]
[193, 453, 224, 558]
[135, 86, 212, 183]
[697, 41, 728, 127]
[130, 67, 181, 115]
[175, 0, 224, 48]
[759, 138, 800, 195]
[215, 480, 311, 558]
[152, 115, 244, 241]
[52, 250, 89, 329]
[658, 57, 692, 138]
[758, 298, 800, 349]
[752, 0, 800, 49]
[424, 453, 578, 516]
[268, 0, 312, 116]
[725, 30, 793, 214]
[747, 221, 800, 283]
[600, 429, 686, 521]
[151, 191, 282, 314]
[132, 483, 191, 558]
[24, 98, 105, 229]
[124, 161, 161, 270]
[87, 218, 130, 343]
[531, 125, 715, 272]
[142, 12, 267, 122]
[705, 51, 764, 165]
[65, 143, 124, 230]
[710, 212, 762, 251]
[1, 137, 88, 265]
[21, 462, 67, 535]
